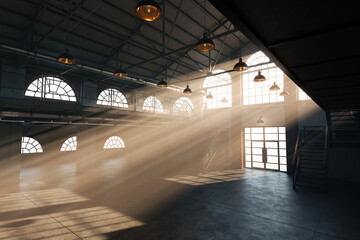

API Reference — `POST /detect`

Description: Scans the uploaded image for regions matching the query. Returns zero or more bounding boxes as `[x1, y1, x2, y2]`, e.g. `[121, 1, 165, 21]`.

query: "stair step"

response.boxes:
[301, 158, 324, 163]
[295, 182, 325, 191]
[298, 172, 325, 178]
[300, 169, 325, 175]
[300, 164, 324, 169]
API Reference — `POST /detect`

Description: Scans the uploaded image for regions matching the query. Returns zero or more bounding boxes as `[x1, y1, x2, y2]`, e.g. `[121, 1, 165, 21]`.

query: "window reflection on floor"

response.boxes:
[21, 188, 88, 207]
[163, 169, 275, 186]
[20, 163, 77, 191]
[51, 206, 144, 239]
[0, 189, 144, 240]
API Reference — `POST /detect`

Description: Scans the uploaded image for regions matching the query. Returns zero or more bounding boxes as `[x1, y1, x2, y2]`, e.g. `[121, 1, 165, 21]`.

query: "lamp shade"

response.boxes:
[196, 33, 215, 52]
[135, 0, 162, 21]
[269, 82, 280, 91]
[57, 49, 75, 65]
[221, 97, 228, 103]
[233, 58, 248, 72]
[279, 89, 289, 96]
[206, 92, 214, 99]
[157, 78, 168, 88]
[114, 68, 127, 78]
[253, 71, 266, 82]
[256, 116, 264, 124]
[183, 85, 192, 94]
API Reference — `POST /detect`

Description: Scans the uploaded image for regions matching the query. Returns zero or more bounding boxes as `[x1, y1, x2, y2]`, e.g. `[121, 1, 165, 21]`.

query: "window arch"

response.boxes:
[143, 96, 164, 112]
[103, 136, 125, 149]
[173, 97, 194, 116]
[203, 70, 232, 109]
[25, 76, 76, 101]
[21, 137, 43, 154]
[60, 136, 77, 152]
[242, 51, 284, 105]
[97, 88, 128, 108]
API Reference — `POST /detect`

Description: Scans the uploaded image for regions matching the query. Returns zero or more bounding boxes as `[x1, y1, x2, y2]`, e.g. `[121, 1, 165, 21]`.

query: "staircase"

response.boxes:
[327, 110, 360, 148]
[293, 126, 329, 192]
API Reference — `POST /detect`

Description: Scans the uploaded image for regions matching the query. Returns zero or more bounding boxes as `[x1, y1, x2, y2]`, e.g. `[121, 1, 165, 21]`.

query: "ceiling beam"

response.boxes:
[125, 29, 238, 71]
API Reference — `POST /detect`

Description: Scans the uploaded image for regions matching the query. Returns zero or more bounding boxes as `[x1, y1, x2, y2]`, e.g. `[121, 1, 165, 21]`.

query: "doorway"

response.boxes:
[244, 127, 287, 172]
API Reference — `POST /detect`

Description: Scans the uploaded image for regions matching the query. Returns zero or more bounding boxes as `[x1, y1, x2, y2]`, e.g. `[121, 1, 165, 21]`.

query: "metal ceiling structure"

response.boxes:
[209, 0, 360, 111]
[0, 0, 250, 89]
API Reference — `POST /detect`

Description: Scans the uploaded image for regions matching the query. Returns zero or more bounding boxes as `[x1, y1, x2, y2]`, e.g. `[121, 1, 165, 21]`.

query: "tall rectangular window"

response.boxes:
[242, 51, 284, 105]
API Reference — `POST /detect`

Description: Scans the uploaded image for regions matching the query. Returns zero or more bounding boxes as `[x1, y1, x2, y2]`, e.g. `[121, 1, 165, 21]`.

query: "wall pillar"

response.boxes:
[284, 77, 299, 174]
[0, 123, 22, 193]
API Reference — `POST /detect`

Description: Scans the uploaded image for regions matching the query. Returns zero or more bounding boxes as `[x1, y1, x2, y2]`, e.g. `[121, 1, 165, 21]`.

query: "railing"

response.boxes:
[292, 128, 303, 189]
[202, 129, 222, 175]
[323, 124, 330, 192]
[293, 125, 330, 191]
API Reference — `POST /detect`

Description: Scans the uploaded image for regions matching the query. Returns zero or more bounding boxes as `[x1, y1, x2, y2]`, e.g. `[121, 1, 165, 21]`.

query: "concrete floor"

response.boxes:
[0, 168, 359, 240]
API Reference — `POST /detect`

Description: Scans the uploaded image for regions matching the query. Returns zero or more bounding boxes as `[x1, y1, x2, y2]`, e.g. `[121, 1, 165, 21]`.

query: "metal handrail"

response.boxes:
[292, 128, 303, 189]
[323, 124, 330, 192]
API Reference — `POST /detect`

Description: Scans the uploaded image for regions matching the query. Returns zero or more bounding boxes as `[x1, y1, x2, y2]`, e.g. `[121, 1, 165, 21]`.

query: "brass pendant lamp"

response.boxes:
[233, 58, 248, 72]
[279, 89, 289, 96]
[269, 82, 280, 91]
[256, 115, 264, 124]
[183, 85, 192, 94]
[157, 77, 168, 88]
[253, 71, 266, 82]
[196, 1, 214, 52]
[196, 33, 215, 52]
[135, 0, 162, 21]
[206, 92, 214, 99]
[57, 49, 75, 65]
[221, 97, 228, 103]
[114, 67, 127, 78]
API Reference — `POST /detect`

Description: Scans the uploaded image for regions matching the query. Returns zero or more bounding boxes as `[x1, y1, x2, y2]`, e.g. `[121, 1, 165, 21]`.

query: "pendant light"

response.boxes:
[233, 58, 248, 72]
[256, 116, 264, 124]
[253, 71, 266, 82]
[114, 67, 127, 78]
[157, 77, 168, 88]
[269, 82, 280, 91]
[135, 0, 162, 22]
[183, 74, 192, 94]
[183, 85, 192, 94]
[279, 89, 289, 96]
[196, 1, 214, 52]
[196, 33, 215, 52]
[206, 92, 214, 99]
[57, 49, 75, 65]
[221, 97, 228, 103]
[114, 49, 127, 78]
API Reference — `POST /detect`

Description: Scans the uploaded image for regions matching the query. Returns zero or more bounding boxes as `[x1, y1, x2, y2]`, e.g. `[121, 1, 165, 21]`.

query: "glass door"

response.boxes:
[244, 127, 287, 172]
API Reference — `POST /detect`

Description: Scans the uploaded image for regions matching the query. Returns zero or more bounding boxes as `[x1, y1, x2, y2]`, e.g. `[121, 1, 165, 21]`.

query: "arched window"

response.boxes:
[97, 88, 128, 108]
[173, 97, 194, 116]
[242, 51, 284, 105]
[60, 136, 77, 152]
[143, 96, 164, 112]
[103, 136, 125, 149]
[25, 76, 76, 101]
[21, 137, 43, 154]
[203, 70, 232, 109]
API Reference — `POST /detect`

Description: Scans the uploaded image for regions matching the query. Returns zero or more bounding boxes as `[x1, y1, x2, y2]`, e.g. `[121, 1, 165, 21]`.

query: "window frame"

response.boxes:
[202, 70, 232, 109]
[241, 51, 284, 106]
[97, 88, 129, 108]
[25, 75, 78, 102]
